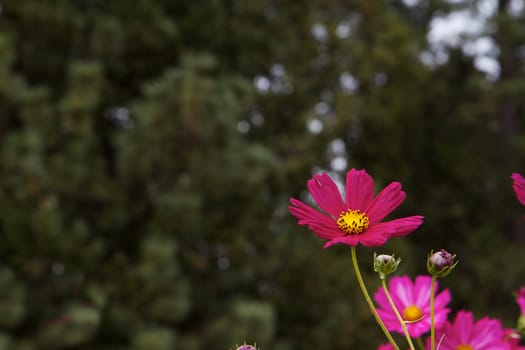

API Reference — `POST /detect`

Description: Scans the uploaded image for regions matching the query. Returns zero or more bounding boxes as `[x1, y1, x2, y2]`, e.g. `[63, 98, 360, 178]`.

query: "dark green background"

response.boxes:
[0, 0, 524, 349]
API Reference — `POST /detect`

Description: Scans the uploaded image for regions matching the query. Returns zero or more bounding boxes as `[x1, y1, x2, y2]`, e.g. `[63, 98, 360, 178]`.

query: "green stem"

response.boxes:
[350, 246, 400, 350]
[380, 278, 416, 350]
[416, 337, 426, 350]
[430, 276, 437, 350]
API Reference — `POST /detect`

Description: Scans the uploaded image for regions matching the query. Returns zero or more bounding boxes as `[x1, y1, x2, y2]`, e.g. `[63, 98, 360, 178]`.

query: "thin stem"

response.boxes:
[430, 276, 437, 350]
[350, 246, 400, 350]
[416, 337, 426, 350]
[380, 278, 416, 350]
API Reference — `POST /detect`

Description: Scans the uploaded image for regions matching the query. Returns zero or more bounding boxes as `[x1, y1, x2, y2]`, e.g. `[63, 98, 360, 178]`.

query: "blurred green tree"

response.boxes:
[0, 1, 524, 349]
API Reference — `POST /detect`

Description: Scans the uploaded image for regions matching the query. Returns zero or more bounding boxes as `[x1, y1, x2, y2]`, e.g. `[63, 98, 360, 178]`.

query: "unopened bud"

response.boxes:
[374, 253, 401, 279]
[236, 345, 257, 350]
[518, 316, 525, 337]
[427, 249, 457, 278]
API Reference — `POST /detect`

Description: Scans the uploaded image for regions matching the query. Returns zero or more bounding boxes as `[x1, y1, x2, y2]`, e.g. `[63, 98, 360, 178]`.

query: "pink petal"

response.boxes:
[345, 169, 374, 210]
[289, 198, 343, 240]
[471, 317, 505, 349]
[365, 182, 406, 223]
[413, 275, 433, 307]
[373, 287, 392, 311]
[323, 235, 359, 248]
[356, 228, 389, 247]
[363, 216, 423, 241]
[512, 173, 525, 206]
[454, 311, 475, 345]
[433, 288, 452, 310]
[307, 173, 346, 217]
[388, 276, 413, 308]
[289, 199, 337, 228]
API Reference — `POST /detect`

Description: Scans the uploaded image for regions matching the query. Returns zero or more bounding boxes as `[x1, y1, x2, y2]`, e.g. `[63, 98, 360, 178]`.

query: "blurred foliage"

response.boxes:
[0, 0, 524, 349]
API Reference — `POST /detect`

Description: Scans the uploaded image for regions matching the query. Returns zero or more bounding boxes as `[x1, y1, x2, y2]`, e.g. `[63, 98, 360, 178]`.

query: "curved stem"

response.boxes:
[430, 276, 437, 350]
[351, 246, 400, 350]
[381, 278, 416, 350]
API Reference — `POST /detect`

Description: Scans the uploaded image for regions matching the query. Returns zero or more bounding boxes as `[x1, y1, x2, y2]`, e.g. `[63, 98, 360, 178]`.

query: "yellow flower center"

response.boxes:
[402, 305, 423, 322]
[455, 345, 473, 350]
[336, 209, 369, 234]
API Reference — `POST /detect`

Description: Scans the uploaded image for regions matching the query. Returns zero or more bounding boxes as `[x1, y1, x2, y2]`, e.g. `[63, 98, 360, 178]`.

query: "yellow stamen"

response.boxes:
[402, 305, 423, 322]
[337, 209, 369, 234]
[455, 345, 473, 350]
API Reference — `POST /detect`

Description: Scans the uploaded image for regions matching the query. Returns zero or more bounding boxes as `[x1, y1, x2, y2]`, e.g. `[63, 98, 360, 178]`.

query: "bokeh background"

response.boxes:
[1, 0, 525, 349]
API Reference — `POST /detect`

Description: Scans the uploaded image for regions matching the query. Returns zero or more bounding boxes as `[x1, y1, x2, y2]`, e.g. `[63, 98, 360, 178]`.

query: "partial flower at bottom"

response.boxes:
[436, 311, 510, 350]
[374, 275, 451, 337]
[289, 168, 424, 248]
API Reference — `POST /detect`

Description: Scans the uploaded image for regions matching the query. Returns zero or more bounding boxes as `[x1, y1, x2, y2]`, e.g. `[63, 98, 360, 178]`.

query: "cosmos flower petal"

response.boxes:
[512, 173, 525, 206]
[373, 287, 392, 311]
[366, 217, 424, 239]
[433, 288, 452, 310]
[356, 225, 389, 247]
[289, 198, 336, 226]
[289, 199, 343, 240]
[471, 318, 505, 349]
[378, 344, 395, 350]
[389, 276, 413, 306]
[412, 275, 432, 307]
[307, 173, 346, 217]
[323, 235, 359, 248]
[365, 182, 406, 223]
[454, 311, 475, 345]
[345, 169, 374, 210]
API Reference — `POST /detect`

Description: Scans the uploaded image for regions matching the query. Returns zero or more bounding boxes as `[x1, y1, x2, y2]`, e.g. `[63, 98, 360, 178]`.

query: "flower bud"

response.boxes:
[427, 249, 457, 278]
[374, 253, 401, 279]
[518, 316, 525, 337]
[236, 344, 257, 350]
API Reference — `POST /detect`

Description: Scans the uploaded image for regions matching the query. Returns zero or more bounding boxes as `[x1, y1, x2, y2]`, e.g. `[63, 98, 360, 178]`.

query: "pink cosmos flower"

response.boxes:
[436, 311, 510, 350]
[517, 287, 525, 315]
[289, 168, 424, 248]
[374, 275, 451, 338]
[512, 173, 525, 206]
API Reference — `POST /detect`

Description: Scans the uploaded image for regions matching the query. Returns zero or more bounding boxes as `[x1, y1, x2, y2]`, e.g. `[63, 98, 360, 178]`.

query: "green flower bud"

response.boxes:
[427, 249, 458, 278]
[374, 253, 401, 279]
[518, 315, 525, 336]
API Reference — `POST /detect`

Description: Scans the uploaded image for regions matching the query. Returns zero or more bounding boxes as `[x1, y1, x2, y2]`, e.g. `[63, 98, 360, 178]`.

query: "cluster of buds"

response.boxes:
[427, 249, 458, 278]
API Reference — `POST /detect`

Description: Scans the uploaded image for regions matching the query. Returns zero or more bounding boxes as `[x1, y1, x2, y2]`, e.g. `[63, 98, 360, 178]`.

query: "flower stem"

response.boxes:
[430, 275, 437, 350]
[416, 337, 426, 350]
[350, 246, 400, 350]
[380, 278, 416, 350]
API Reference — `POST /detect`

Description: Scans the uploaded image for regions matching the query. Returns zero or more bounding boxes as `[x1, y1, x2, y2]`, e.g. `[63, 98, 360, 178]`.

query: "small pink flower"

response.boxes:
[374, 275, 451, 337]
[436, 311, 510, 350]
[511, 173, 525, 206]
[517, 287, 525, 315]
[289, 169, 424, 248]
